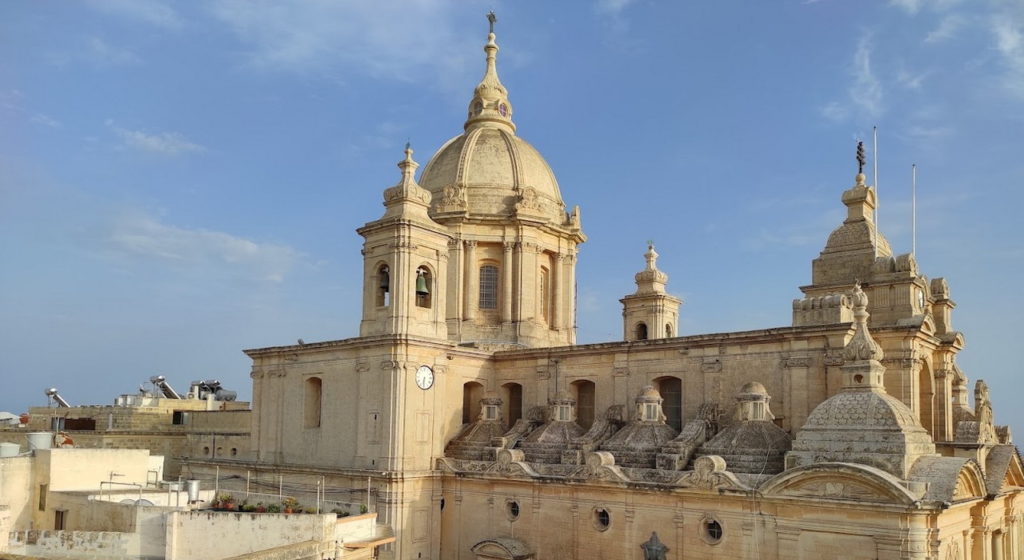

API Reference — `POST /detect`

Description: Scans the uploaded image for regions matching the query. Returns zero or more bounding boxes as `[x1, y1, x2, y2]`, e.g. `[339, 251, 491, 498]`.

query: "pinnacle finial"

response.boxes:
[464, 11, 515, 132]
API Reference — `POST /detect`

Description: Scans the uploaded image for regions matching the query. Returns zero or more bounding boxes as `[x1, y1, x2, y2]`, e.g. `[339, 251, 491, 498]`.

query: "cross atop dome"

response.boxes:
[465, 12, 516, 134]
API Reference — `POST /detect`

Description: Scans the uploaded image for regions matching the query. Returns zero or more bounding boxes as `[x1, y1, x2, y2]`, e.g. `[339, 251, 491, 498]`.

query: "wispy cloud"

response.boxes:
[87, 36, 142, 66]
[852, 34, 883, 118]
[992, 17, 1024, 98]
[821, 32, 883, 122]
[596, 0, 636, 16]
[896, 68, 928, 89]
[208, 0, 475, 88]
[85, 0, 182, 29]
[107, 121, 205, 155]
[30, 113, 61, 128]
[109, 212, 302, 283]
[924, 14, 966, 44]
[889, 0, 923, 15]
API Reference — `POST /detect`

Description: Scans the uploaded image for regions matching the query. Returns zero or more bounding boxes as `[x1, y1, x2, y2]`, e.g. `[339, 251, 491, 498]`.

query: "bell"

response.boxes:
[416, 274, 429, 295]
[379, 270, 390, 292]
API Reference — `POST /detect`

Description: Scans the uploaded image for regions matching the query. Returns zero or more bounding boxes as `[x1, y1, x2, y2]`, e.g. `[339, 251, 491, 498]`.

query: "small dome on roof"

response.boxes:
[739, 382, 768, 396]
[636, 386, 662, 402]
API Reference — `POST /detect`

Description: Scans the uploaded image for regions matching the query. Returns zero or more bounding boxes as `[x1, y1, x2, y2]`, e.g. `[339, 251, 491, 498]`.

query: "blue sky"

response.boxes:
[2, 1, 1023, 436]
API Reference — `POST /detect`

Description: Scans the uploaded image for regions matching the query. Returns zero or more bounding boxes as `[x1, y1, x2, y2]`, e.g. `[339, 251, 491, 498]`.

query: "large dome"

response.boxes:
[419, 127, 564, 220]
[417, 25, 565, 223]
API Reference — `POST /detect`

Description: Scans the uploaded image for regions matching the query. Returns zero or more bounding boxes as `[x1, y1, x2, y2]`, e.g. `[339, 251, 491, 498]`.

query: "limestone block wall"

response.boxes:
[489, 326, 849, 434]
[0, 457, 33, 533]
[249, 338, 492, 472]
[164, 511, 336, 560]
[7, 530, 141, 559]
[439, 476, 932, 560]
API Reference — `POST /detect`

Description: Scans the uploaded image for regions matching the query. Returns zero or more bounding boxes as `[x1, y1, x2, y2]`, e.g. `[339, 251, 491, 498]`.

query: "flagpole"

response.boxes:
[872, 126, 879, 255]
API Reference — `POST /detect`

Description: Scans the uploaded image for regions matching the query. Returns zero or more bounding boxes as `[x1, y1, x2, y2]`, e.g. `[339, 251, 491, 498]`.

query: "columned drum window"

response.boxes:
[479, 265, 499, 309]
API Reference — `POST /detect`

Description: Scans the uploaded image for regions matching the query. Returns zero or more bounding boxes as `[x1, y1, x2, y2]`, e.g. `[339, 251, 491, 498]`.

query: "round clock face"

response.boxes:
[415, 365, 434, 390]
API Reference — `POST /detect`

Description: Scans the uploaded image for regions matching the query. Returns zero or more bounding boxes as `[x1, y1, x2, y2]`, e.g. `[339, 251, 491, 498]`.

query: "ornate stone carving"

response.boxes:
[675, 455, 747, 491]
[380, 360, 400, 370]
[440, 184, 467, 209]
[355, 359, 370, 373]
[824, 351, 845, 367]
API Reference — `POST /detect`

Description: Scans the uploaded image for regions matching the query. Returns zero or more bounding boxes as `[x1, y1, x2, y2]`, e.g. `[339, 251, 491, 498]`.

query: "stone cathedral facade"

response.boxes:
[194, 22, 1024, 560]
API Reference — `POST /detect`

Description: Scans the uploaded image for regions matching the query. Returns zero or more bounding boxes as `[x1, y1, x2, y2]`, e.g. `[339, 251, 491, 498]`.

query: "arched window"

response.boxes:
[304, 377, 322, 428]
[571, 379, 596, 430]
[636, 322, 648, 340]
[665, 323, 673, 337]
[415, 266, 432, 309]
[376, 265, 390, 307]
[655, 376, 682, 432]
[462, 382, 485, 424]
[479, 265, 498, 309]
[502, 382, 523, 426]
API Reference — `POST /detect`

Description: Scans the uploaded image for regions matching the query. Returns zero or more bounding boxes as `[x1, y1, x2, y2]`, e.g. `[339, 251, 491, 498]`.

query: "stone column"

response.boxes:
[502, 242, 514, 323]
[513, 242, 523, 322]
[463, 240, 477, 321]
[565, 252, 576, 335]
[521, 242, 539, 320]
[446, 238, 462, 323]
[993, 531, 1003, 560]
[551, 252, 562, 329]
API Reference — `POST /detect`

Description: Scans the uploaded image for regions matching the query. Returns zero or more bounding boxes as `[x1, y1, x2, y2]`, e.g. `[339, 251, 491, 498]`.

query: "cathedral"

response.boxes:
[193, 19, 1024, 560]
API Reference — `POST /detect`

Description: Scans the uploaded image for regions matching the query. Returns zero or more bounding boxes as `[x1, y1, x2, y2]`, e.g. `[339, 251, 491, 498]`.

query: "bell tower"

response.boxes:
[621, 244, 682, 341]
[357, 145, 452, 338]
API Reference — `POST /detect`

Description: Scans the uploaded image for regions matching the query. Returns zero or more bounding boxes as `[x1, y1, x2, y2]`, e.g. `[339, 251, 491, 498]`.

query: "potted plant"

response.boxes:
[255, 502, 267, 513]
[360, 504, 368, 514]
[266, 503, 281, 514]
[331, 508, 350, 518]
[281, 497, 299, 514]
[218, 493, 236, 511]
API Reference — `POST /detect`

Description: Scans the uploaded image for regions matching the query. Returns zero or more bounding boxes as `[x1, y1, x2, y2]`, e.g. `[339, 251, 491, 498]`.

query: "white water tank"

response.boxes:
[186, 479, 200, 502]
[26, 432, 52, 451]
[0, 442, 19, 457]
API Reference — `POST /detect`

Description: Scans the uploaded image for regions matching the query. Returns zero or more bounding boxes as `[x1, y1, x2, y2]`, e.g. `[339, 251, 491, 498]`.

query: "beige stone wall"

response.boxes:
[164, 510, 336, 560]
[437, 475, 978, 560]
[0, 457, 33, 535]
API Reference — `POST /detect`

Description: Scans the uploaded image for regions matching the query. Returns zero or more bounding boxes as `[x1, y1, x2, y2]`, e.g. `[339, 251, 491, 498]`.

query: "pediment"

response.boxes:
[761, 462, 917, 505]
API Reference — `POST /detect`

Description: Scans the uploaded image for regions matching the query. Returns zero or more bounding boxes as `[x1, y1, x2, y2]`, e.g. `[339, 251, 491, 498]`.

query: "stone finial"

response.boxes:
[644, 243, 658, 271]
[842, 283, 883, 363]
[633, 244, 669, 295]
[464, 13, 515, 133]
[381, 144, 432, 212]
